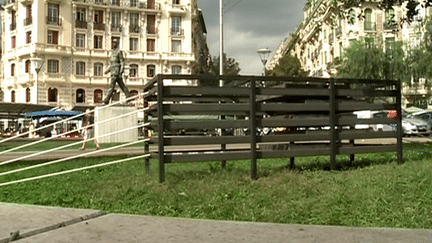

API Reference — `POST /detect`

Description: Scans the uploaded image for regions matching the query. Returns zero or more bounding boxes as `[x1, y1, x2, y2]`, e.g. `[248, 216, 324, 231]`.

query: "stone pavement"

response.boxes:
[1, 202, 432, 243]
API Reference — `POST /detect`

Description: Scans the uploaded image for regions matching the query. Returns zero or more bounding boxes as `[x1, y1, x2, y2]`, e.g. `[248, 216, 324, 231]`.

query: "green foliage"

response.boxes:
[209, 54, 241, 76]
[1, 143, 432, 228]
[335, 0, 431, 23]
[269, 53, 309, 77]
[336, 37, 406, 81]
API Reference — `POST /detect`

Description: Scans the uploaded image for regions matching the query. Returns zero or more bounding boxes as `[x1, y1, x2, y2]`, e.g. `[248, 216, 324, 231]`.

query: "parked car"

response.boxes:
[410, 111, 432, 127]
[402, 113, 431, 136]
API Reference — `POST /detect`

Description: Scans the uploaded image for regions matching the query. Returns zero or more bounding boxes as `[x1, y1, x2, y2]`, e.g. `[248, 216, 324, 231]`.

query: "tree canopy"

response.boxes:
[269, 53, 308, 77]
[209, 54, 241, 76]
[335, 0, 429, 23]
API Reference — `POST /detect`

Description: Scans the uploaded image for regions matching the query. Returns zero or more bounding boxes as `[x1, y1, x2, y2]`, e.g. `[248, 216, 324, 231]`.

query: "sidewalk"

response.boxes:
[1, 202, 431, 243]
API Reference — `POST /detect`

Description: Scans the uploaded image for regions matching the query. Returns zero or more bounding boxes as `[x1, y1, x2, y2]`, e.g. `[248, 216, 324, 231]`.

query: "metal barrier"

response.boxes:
[144, 75, 403, 182]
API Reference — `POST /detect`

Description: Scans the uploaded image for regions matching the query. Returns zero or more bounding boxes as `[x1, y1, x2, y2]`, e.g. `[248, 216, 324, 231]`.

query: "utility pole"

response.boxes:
[219, 0, 224, 84]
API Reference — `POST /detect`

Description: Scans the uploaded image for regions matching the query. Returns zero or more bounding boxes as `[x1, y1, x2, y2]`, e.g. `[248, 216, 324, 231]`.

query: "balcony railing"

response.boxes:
[10, 23, 16, 31]
[171, 28, 184, 36]
[384, 22, 397, 30]
[24, 17, 32, 26]
[146, 2, 160, 10]
[130, 24, 140, 33]
[147, 26, 156, 34]
[111, 24, 122, 32]
[76, 19, 87, 29]
[94, 22, 105, 31]
[364, 22, 376, 31]
[47, 16, 61, 26]
[108, 0, 120, 6]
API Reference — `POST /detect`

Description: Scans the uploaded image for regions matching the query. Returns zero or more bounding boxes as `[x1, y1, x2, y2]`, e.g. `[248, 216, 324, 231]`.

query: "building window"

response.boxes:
[11, 64, 15, 77]
[94, 89, 103, 104]
[147, 65, 155, 77]
[130, 64, 138, 77]
[172, 65, 182, 74]
[47, 30, 59, 45]
[48, 88, 58, 102]
[171, 40, 181, 53]
[130, 38, 138, 51]
[113, 91, 120, 102]
[147, 15, 156, 34]
[76, 61, 86, 76]
[77, 8, 86, 21]
[147, 39, 155, 52]
[11, 36, 16, 48]
[348, 9, 356, 25]
[130, 90, 138, 97]
[11, 91, 16, 103]
[26, 88, 31, 103]
[94, 35, 103, 49]
[173, 0, 180, 4]
[364, 9, 374, 31]
[48, 59, 59, 73]
[112, 0, 120, 6]
[385, 8, 396, 29]
[47, 3, 59, 25]
[171, 16, 182, 35]
[76, 89, 85, 103]
[25, 5, 32, 26]
[130, 0, 138, 7]
[76, 34, 85, 48]
[94, 62, 103, 76]
[0, 89, 4, 102]
[25, 60, 31, 73]
[130, 13, 140, 33]
[111, 12, 121, 31]
[26, 32, 32, 44]
[147, 0, 155, 9]
[94, 10, 103, 23]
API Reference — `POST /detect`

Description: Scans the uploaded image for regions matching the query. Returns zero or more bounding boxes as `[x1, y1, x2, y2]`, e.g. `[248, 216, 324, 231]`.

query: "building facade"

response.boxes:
[268, 0, 431, 106]
[1, 0, 209, 108]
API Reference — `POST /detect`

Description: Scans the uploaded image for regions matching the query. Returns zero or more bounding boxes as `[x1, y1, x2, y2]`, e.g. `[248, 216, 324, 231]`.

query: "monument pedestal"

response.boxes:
[95, 105, 138, 143]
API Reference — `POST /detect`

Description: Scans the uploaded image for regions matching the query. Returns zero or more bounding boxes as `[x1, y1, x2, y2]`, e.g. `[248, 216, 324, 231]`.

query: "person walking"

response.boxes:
[81, 109, 100, 150]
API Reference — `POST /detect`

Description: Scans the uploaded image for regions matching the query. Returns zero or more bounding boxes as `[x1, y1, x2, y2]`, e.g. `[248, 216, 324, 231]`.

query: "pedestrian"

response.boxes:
[28, 121, 35, 138]
[81, 109, 100, 150]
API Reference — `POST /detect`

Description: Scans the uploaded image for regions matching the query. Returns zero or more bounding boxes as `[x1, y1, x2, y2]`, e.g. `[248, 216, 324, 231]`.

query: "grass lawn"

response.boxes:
[0, 142, 432, 229]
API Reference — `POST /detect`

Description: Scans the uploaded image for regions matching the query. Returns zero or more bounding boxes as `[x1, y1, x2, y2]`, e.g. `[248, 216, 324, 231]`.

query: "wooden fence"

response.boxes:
[143, 75, 403, 182]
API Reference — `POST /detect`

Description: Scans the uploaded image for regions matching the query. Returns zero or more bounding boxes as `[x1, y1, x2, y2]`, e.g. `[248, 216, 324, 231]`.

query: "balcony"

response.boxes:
[145, 2, 160, 10]
[109, 0, 120, 6]
[171, 28, 184, 36]
[111, 24, 122, 32]
[147, 26, 156, 35]
[364, 22, 376, 31]
[94, 22, 105, 31]
[10, 22, 16, 31]
[129, 24, 140, 33]
[24, 17, 32, 26]
[76, 19, 87, 29]
[47, 16, 61, 26]
[384, 22, 397, 30]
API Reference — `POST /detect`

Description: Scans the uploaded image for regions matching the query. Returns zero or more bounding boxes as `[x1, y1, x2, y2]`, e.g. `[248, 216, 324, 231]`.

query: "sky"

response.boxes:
[198, 0, 307, 75]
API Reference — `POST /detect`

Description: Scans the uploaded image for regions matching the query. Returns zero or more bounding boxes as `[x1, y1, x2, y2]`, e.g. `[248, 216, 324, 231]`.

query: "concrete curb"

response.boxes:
[0, 210, 105, 243]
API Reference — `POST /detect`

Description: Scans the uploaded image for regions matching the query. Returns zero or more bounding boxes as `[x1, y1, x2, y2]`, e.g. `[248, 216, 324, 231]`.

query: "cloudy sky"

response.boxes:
[198, 0, 307, 75]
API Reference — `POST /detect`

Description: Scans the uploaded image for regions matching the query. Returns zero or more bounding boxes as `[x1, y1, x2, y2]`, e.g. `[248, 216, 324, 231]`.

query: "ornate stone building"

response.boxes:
[1, 0, 209, 108]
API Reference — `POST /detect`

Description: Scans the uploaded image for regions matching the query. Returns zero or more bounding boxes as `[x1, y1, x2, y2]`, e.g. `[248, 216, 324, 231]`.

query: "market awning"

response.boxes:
[0, 102, 57, 119]
[25, 110, 82, 119]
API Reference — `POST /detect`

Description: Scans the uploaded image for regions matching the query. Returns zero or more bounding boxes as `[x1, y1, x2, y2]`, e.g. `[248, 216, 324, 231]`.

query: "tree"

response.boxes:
[209, 54, 241, 76]
[269, 53, 309, 77]
[334, 0, 428, 23]
[336, 37, 407, 81]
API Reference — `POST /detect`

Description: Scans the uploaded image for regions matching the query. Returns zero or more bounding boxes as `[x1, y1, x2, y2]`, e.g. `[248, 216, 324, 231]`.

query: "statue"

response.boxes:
[103, 39, 131, 105]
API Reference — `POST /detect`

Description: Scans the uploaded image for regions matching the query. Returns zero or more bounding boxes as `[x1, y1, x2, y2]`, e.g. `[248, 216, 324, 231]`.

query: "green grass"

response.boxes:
[1, 143, 432, 229]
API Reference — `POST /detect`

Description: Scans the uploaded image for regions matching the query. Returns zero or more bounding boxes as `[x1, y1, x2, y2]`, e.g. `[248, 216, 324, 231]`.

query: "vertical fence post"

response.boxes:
[396, 80, 404, 164]
[157, 75, 165, 182]
[250, 78, 258, 179]
[144, 96, 150, 173]
[329, 79, 337, 170]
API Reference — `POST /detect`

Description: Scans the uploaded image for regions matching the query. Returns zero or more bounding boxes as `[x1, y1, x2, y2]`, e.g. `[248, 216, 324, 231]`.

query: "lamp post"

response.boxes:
[257, 48, 271, 76]
[30, 57, 45, 104]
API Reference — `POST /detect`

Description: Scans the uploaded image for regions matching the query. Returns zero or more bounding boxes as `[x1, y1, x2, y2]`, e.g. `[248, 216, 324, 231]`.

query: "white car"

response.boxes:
[402, 116, 431, 136]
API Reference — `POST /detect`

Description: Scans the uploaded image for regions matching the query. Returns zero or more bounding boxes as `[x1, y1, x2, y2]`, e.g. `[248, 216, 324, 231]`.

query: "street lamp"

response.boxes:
[30, 57, 45, 104]
[257, 48, 271, 76]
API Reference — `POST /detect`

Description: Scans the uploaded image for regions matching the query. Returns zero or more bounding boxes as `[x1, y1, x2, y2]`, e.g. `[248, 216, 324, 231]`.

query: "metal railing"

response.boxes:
[46, 16, 61, 26]
[94, 22, 105, 31]
[24, 17, 32, 26]
[76, 19, 87, 29]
